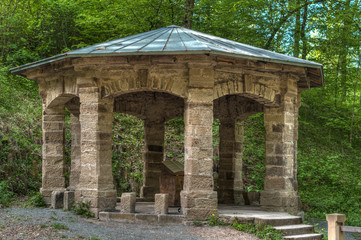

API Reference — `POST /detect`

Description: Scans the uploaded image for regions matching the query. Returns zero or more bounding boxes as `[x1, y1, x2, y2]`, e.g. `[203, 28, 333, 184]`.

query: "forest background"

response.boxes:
[1, 0, 361, 226]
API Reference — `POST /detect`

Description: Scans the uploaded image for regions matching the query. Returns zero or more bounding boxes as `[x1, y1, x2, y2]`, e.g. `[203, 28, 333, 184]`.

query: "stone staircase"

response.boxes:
[255, 216, 322, 240]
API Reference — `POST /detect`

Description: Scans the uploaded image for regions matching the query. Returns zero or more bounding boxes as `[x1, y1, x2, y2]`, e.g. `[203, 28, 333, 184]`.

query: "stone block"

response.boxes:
[182, 208, 214, 221]
[183, 175, 213, 191]
[154, 193, 169, 215]
[63, 191, 75, 210]
[135, 214, 158, 224]
[248, 192, 260, 205]
[120, 192, 136, 213]
[51, 191, 64, 209]
[107, 213, 136, 223]
[158, 215, 185, 225]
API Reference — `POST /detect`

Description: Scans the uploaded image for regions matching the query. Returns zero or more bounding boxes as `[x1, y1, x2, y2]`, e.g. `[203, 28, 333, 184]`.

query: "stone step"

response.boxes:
[274, 224, 315, 236]
[255, 216, 302, 226]
[284, 233, 323, 240]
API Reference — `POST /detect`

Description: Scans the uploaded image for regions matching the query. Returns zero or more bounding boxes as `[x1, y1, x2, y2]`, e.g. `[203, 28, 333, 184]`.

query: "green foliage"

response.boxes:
[232, 223, 283, 240]
[193, 221, 203, 226]
[51, 223, 69, 230]
[72, 201, 95, 218]
[165, 117, 185, 162]
[206, 213, 226, 226]
[112, 113, 144, 196]
[25, 192, 47, 208]
[242, 113, 265, 192]
[298, 89, 361, 226]
[0, 181, 15, 207]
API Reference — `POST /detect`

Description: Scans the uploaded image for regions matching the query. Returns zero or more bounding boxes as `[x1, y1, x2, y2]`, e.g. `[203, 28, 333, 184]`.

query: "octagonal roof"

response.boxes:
[10, 25, 323, 82]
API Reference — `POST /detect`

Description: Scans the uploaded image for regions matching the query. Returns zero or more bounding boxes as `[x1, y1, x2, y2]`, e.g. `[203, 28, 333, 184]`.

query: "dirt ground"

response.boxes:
[0, 207, 259, 240]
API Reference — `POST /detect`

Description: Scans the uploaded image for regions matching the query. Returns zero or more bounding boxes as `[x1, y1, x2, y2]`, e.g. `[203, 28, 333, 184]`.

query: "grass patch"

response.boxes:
[51, 223, 69, 230]
[193, 221, 203, 226]
[39, 224, 48, 228]
[233, 223, 283, 240]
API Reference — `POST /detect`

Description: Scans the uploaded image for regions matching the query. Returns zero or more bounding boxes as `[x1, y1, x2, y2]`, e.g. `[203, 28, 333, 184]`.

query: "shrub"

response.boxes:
[0, 181, 15, 207]
[72, 201, 95, 218]
[26, 192, 47, 207]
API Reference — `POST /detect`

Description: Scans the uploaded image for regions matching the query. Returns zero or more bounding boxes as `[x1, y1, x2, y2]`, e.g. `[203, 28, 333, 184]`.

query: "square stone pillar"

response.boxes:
[234, 118, 245, 205]
[75, 87, 116, 217]
[40, 106, 66, 204]
[120, 192, 136, 213]
[140, 120, 164, 201]
[51, 190, 64, 209]
[261, 77, 300, 213]
[218, 119, 235, 204]
[218, 118, 245, 205]
[68, 107, 81, 191]
[181, 85, 217, 220]
[154, 193, 169, 214]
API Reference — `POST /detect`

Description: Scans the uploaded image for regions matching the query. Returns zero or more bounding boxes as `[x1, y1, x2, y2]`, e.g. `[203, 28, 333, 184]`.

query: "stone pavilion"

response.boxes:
[11, 25, 323, 220]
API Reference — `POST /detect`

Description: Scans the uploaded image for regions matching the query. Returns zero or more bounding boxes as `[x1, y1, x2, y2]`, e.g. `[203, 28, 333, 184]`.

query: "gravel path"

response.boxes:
[0, 207, 259, 240]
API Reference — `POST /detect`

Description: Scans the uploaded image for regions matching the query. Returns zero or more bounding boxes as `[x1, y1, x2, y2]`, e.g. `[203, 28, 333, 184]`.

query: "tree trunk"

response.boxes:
[183, 0, 195, 29]
[301, 1, 308, 59]
[293, 0, 301, 57]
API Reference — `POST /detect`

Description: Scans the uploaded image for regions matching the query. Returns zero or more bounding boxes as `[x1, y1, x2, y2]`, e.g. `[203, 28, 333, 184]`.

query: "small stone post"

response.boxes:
[51, 191, 64, 209]
[140, 120, 165, 201]
[120, 192, 136, 213]
[326, 214, 346, 240]
[155, 193, 169, 214]
[63, 191, 75, 210]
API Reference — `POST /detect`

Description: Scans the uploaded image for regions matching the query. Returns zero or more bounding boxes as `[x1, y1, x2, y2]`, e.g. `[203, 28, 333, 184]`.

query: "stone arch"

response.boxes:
[101, 67, 188, 100]
[213, 95, 264, 120]
[41, 74, 78, 110]
[113, 91, 184, 122]
[112, 90, 185, 201]
[213, 74, 280, 106]
[46, 93, 79, 110]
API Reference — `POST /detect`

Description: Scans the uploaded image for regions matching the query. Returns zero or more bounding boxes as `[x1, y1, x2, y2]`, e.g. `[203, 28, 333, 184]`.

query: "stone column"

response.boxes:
[234, 118, 245, 205]
[218, 117, 245, 205]
[75, 87, 116, 216]
[140, 120, 165, 201]
[69, 112, 81, 190]
[261, 77, 300, 213]
[218, 119, 235, 204]
[40, 106, 66, 204]
[66, 99, 81, 191]
[181, 87, 217, 220]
